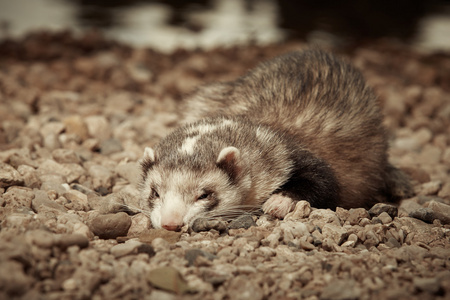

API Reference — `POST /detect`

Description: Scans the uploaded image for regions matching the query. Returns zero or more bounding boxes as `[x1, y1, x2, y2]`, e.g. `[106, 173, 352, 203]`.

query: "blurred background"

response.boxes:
[0, 0, 449, 52]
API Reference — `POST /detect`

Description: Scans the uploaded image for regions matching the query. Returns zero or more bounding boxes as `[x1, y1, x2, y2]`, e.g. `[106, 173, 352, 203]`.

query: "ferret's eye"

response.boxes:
[197, 192, 210, 201]
[151, 188, 159, 198]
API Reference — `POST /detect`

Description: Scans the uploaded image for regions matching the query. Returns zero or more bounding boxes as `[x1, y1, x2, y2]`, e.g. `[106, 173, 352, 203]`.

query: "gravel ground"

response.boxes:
[0, 32, 449, 300]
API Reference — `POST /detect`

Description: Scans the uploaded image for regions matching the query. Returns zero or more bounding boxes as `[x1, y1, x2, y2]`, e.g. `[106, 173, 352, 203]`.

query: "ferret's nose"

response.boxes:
[162, 224, 182, 231]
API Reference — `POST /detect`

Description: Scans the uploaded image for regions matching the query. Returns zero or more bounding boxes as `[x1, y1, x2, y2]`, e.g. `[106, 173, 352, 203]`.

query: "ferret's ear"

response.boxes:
[141, 147, 157, 170]
[216, 146, 243, 181]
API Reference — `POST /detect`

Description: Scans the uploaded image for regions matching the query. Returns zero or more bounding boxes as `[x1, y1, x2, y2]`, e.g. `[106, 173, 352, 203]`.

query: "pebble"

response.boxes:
[417, 180, 442, 196]
[226, 275, 264, 300]
[110, 240, 142, 257]
[52, 149, 81, 164]
[0, 261, 33, 296]
[115, 161, 140, 184]
[31, 189, 67, 213]
[377, 212, 393, 224]
[147, 267, 192, 294]
[2, 186, 34, 209]
[89, 212, 132, 239]
[54, 234, 89, 250]
[25, 229, 55, 248]
[0, 162, 24, 188]
[37, 159, 85, 183]
[191, 218, 228, 233]
[413, 277, 442, 294]
[17, 165, 41, 188]
[138, 229, 182, 245]
[322, 224, 348, 245]
[85, 115, 111, 142]
[63, 115, 89, 141]
[99, 138, 123, 155]
[347, 208, 370, 225]
[368, 203, 398, 218]
[127, 213, 152, 236]
[228, 215, 257, 230]
[424, 200, 450, 224]
[409, 208, 444, 224]
[320, 279, 361, 300]
[63, 190, 90, 211]
[185, 249, 217, 266]
[309, 209, 341, 227]
[88, 165, 113, 190]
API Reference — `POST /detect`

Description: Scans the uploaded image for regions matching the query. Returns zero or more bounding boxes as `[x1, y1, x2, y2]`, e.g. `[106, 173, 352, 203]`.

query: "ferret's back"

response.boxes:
[182, 49, 390, 208]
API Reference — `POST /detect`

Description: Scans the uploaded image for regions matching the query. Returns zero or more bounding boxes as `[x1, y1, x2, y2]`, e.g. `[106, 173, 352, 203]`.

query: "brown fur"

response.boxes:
[180, 49, 413, 209]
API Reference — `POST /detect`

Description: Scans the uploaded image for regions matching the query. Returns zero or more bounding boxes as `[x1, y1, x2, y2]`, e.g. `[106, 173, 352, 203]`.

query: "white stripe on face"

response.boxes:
[160, 190, 186, 227]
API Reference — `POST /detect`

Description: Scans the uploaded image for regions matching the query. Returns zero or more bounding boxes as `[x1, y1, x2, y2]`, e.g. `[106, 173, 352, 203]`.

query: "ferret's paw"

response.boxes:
[262, 194, 296, 219]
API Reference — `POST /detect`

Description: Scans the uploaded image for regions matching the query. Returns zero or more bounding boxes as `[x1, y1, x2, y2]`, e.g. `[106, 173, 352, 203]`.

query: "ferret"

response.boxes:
[139, 49, 412, 231]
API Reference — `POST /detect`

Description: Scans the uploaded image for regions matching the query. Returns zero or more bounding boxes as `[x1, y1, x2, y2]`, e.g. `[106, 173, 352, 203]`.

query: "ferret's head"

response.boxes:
[139, 145, 251, 231]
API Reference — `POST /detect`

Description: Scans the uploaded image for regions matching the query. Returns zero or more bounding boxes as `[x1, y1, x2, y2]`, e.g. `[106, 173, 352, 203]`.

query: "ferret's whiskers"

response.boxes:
[198, 204, 261, 220]
[110, 200, 152, 218]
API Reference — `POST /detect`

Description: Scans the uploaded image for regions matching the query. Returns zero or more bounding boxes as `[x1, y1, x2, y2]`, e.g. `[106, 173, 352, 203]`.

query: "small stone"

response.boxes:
[298, 240, 315, 251]
[32, 189, 67, 213]
[147, 266, 192, 295]
[377, 212, 393, 224]
[147, 290, 177, 300]
[2, 186, 34, 209]
[110, 240, 142, 257]
[63, 115, 89, 141]
[52, 149, 81, 164]
[138, 229, 182, 245]
[385, 237, 401, 248]
[417, 180, 442, 196]
[413, 277, 441, 294]
[37, 159, 85, 183]
[99, 138, 123, 155]
[88, 165, 113, 190]
[398, 217, 445, 245]
[309, 209, 341, 227]
[228, 215, 256, 229]
[63, 189, 90, 211]
[409, 207, 450, 224]
[399, 198, 423, 216]
[321, 224, 348, 245]
[347, 208, 370, 225]
[25, 229, 55, 248]
[342, 234, 358, 248]
[85, 115, 111, 142]
[0, 162, 24, 188]
[262, 229, 282, 248]
[17, 165, 41, 188]
[335, 207, 349, 223]
[368, 203, 398, 218]
[424, 200, 450, 224]
[54, 234, 89, 250]
[320, 279, 361, 300]
[115, 162, 140, 185]
[191, 218, 228, 233]
[185, 249, 217, 266]
[127, 213, 152, 236]
[40, 121, 65, 137]
[284, 200, 312, 220]
[89, 212, 132, 239]
[0, 261, 33, 296]
[225, 275, 263, 300]
[136, 243, 155, 256]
